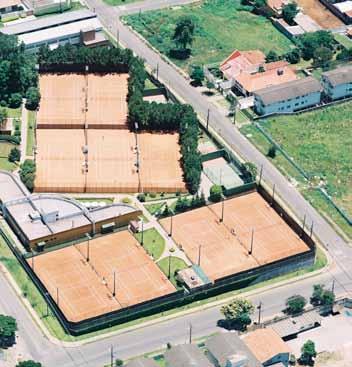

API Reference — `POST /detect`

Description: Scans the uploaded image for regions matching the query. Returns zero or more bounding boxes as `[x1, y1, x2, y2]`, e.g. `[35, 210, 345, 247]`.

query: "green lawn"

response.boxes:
[26, 111, 35, 156]
[334, 33, 352, 49]
[145, 202, 166, 215]
[124, 0, 293, 71]
[75, 197, 115, 204]
[241, 101, 352, 238]
[135, 228, 165, 260]
[157, 256, 188, 287]
[0, 142, 18, 171]
[4, 107, 21, 119]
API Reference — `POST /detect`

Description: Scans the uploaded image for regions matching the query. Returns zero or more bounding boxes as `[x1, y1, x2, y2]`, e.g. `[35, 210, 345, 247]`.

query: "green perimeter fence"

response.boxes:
[253, 121, 352, 227]
[0, 183, 316, 336]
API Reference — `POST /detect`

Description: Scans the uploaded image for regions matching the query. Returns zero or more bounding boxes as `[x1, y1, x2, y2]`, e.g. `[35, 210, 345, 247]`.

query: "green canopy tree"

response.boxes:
[0, 315, 17, 348]
[285, 295, 307, 315]
[221, 298, 254, 330]
[313, 46, 333, 67]
[16, 361, 42, 367]
[282, 2, 299, 25]
[300, 340, 316, 365]
[8, 147, 21, 163]
[173, 16, 195, 50]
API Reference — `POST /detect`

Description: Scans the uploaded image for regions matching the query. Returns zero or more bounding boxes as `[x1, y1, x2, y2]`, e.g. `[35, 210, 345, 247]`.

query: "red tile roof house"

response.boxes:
[220, 50, 298, 96]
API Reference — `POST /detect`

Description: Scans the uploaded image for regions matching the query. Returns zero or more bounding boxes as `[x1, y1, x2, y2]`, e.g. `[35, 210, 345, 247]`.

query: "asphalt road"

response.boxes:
[1, 0, 352, 366]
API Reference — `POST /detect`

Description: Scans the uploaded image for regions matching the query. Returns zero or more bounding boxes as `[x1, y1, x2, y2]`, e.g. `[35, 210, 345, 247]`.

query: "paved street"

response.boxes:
[1, 0, 352, 366]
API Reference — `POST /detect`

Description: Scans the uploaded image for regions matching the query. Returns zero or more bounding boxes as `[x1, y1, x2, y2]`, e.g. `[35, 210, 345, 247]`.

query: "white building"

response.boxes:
[253, 77, 322, 115]
[322, 64, 352, 101]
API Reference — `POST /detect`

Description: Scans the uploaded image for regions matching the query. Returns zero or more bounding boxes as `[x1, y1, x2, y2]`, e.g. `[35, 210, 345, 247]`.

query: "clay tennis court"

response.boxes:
[37, 73, 128, 129]
[160, 192, 310, 281]
[35, 130, 86, 192]
[28, 231, 175, 322]
[295, 0, 343, 28]
[138, 132, 186, 193]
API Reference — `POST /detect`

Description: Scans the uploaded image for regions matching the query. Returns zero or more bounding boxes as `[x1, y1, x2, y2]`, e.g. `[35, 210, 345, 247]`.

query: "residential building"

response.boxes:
[0, 0, 22, 15]
[242, 328, 291, 367]
[234, 61, 298, 96]
[164, 344, 213, 367]
[125, 357, 159, 367]
[206, 332, 262, 367]
[253, 77, 322, 115]
[220, 50, 266, 81]
[322, 64, 352, 100]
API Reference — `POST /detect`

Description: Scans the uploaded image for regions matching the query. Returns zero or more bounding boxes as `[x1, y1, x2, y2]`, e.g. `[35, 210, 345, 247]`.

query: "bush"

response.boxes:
[19, 159, 36, 192]
[25, 87, 41, 111]
[0, 135, 20, 144]
[137, 193, 146, 202]
[9, 93, 22, 109]
[209, 184, 223, 202]
[8, 147, 21, 162]
[267, 145, 277, 158]
[121, 197, 132, 204]
[149, 192, 157, 198]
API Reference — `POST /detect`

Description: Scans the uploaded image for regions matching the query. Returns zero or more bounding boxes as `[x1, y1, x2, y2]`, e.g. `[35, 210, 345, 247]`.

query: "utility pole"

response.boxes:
[271, 184, 276, 206]
[249, 229, 254, 255]
[168, 255, 172, 279]
[198, 244, 202, 266]
[206, 109, 210, 130]
[110, 345, 114, 367]
[220, 196, 224, 223]
[56, 287, 59, 307]
[332, 279, 335, 295]
[310, 221, 314, 239]
[169, 214, 173, 237]
[141, 219, 144, 246]
[301, 214, 306, 237]
[86, 233, 91, 262]
[258, 165, 263, 186]
[257, 301, 262, 325]
[189, 323, 192, 344]
[156, 63, 159, 80]
[31, 252, 34, 270]
[113, 270, 116, 297]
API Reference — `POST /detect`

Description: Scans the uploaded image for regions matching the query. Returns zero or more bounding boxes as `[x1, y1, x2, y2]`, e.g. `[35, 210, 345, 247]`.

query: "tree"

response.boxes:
[285, 295, 307, 315]
[209, 184, 223, 202]
[299, 31, 334, 60]
[0, 314, 17, 348]
[25, 87, 40, 111]
[0, 108, 7, 129]
[285, 48, 301, 64]
[9, 93, 22, 109]
[266, 50, 279, 63]
[19, 159, 36, 192]
[206, 80, 215, 94]
[173, 16, 195, 50]
[220, 298, 254, 330]
[300, 340, 316, 366]
[267, 145, 277, 158]
[282, 2, 299, 25]
[190, 66, 204, 86]
[313, 46, 333, 67]
[310, 284, 335, 308]
[243, 162, 257, 182]
[16, 361, 42, 367]
[115, 359, 124, 366]
[8, 147, 21, 162]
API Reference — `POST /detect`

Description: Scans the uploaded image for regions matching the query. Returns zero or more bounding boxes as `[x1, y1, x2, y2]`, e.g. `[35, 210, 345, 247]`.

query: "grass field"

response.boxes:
[5, 107, 21, 119]
[26, 111, 35, 156]
[124, 0, 293, 71]
[241, 102, 352, 238]
[0, 142, 17, 171]
[145, 202, 166, 215]
[334, 34, 352, 49]
[135, 228, 166, 261]
[157, 256, 188, 287]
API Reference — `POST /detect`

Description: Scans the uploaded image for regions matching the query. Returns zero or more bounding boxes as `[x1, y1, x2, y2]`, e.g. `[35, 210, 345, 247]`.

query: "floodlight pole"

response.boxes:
[220, 196, 224, 223]
[206, 109, 210, 130]
[259, 165, 263, 186]
[271, 184, 276, 206]
[113, 270, 116, 297]
[310, 221, 314, 239]
[249, 229, 254, 255]
[169, 214, 173, 237]
[189, 323, 193, 344]
[198, 244, 202, 266]
[141, 219, 144, 246]
[301, 214, 306, 237]
[168, 255, 171, 279]
[257, 301, 262, 325]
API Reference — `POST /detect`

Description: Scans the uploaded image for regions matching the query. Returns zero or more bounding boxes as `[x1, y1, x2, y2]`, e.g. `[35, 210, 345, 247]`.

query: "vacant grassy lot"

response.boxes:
[135, 228, 165, 261]
[0, 142, 18, 171]
[124, 0, 293, 70]
[241, 101, 352, 238]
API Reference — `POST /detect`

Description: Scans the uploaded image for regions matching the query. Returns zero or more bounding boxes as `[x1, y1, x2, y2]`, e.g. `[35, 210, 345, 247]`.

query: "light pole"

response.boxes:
[249, 229, 254, 255]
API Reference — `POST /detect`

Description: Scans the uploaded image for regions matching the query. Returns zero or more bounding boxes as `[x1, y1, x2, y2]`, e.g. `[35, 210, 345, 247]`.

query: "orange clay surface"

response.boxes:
[35, 129, 186, 193]
[160, 192, 310, 281]
[37, 73, 128, 129]
[295, 0, 343, 28]
[28, 231, 175, 322]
